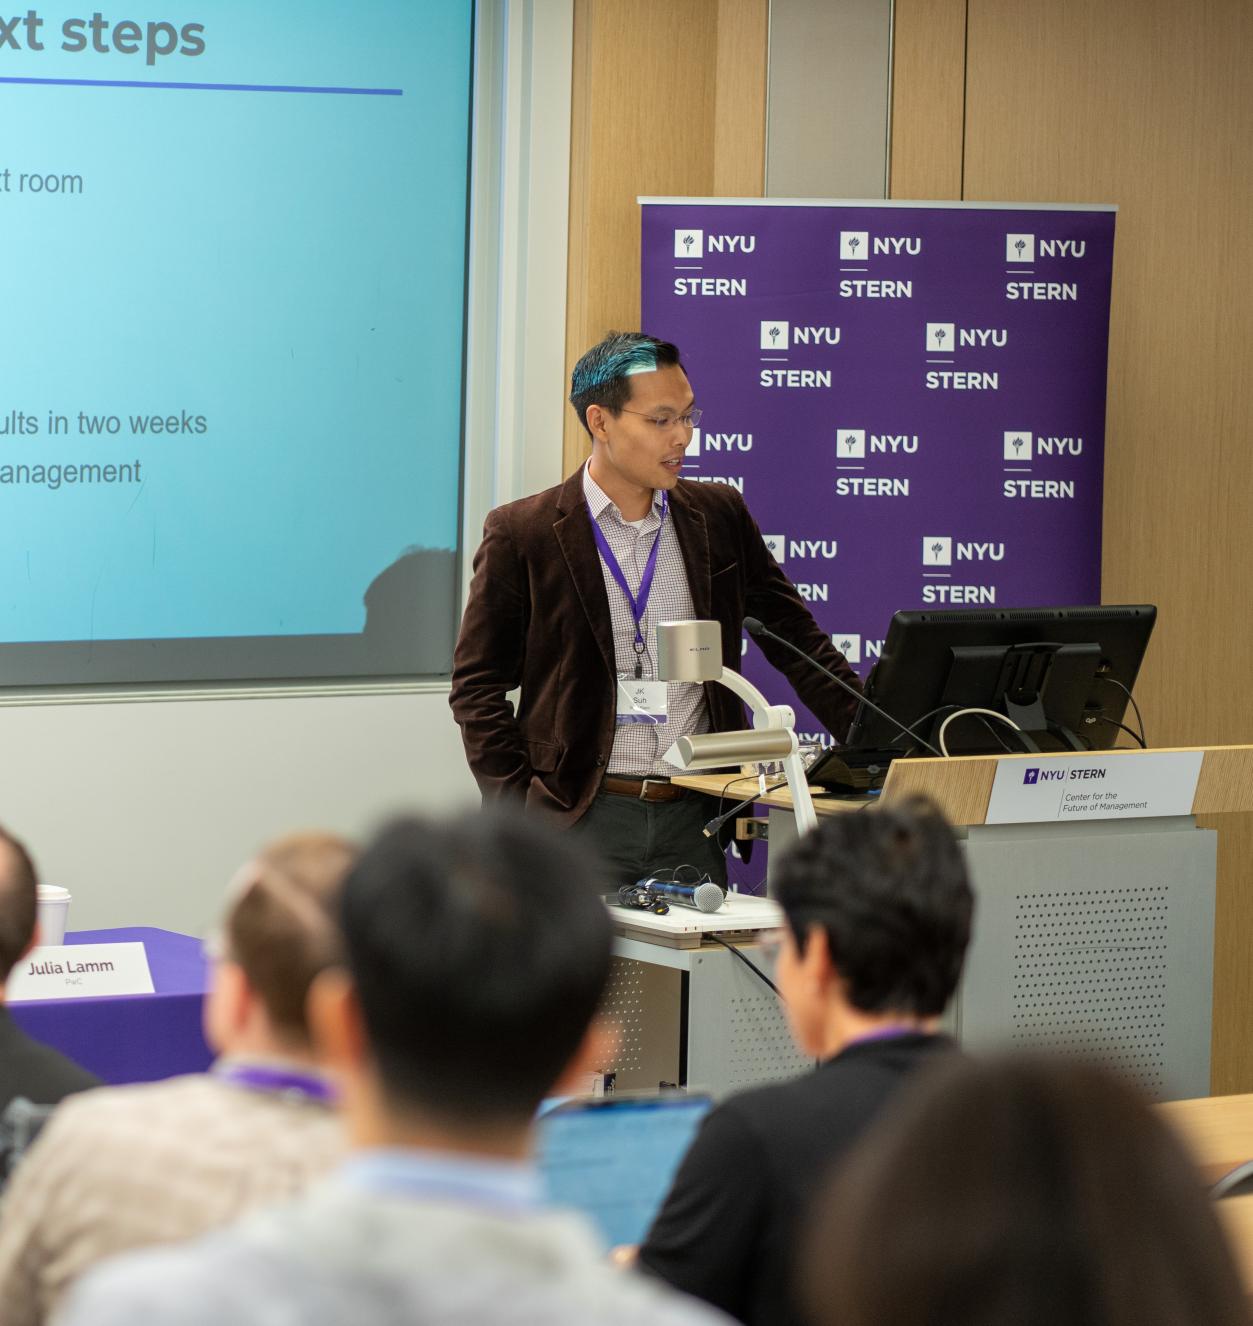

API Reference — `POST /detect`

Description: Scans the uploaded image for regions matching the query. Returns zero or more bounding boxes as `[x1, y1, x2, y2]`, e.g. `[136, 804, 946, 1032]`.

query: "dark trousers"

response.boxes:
[575, 790, 729, 889]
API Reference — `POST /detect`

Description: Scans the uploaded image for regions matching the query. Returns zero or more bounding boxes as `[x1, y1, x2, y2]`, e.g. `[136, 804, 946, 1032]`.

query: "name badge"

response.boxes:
[7, 942, 156, 1001]
[616, 678, 668, 726]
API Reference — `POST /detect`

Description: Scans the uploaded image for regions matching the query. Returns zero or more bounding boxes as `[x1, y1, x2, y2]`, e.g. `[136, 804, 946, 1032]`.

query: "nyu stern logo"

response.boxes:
[841, 229, 922, 258]
[922, 536, 952, 567]
[1006, 233, 1035, 263]
[1023, 768, 1040, 784]
[760, 321, 789, 350]
[674, 229, 703, 258]
[1004, 430, 1033, 461]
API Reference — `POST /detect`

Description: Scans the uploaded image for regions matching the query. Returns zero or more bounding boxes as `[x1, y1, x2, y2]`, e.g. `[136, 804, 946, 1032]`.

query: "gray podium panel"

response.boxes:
[684, 948, 812, 1097]
[955, 817, 1216, 1100]
[600, 956, 683, 1091]
[607, 938, 810, 1098]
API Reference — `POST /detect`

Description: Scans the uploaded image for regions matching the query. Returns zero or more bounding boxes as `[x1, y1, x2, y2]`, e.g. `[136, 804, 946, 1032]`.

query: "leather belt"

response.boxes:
[601, 775, 689, 803]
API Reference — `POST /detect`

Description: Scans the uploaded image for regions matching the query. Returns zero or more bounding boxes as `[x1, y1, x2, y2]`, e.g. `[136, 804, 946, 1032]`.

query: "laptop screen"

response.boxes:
[537, 1093, 712, 1247]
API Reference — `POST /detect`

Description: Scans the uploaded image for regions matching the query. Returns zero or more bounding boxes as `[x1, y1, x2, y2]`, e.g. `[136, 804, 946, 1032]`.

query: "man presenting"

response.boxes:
[450, 332, 861, 885]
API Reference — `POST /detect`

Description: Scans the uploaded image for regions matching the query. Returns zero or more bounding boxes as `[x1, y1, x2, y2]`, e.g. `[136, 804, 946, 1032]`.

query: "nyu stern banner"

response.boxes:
[640, 199, 1116, 745]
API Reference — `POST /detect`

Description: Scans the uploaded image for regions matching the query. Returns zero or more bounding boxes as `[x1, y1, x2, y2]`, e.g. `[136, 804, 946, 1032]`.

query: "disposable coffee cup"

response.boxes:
[36, 885, 72, 947]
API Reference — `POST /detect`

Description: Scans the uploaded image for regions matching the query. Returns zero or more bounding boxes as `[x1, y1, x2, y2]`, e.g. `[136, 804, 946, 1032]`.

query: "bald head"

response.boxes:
[0, 827, 38, 983]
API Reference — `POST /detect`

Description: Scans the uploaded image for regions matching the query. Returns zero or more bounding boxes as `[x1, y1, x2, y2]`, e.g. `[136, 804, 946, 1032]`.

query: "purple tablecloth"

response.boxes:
[9, 926, 213, 1085]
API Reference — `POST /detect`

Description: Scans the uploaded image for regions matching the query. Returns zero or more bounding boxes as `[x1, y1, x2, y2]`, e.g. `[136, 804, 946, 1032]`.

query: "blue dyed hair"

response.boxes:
[568, 332, 683, 435]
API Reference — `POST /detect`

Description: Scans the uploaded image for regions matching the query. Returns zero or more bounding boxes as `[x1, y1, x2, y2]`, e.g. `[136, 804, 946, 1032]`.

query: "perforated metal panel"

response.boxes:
[687, 948, 811, 1097]
[721, 984, 812, 1092]
[957, 819, 1216, 1101]
[1009, 885, 1169, 1094]
[599, 957, 681, 1090]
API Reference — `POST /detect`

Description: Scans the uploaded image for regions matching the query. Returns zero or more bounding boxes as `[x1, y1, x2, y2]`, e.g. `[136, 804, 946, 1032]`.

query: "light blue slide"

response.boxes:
[0, 2, 473, 682]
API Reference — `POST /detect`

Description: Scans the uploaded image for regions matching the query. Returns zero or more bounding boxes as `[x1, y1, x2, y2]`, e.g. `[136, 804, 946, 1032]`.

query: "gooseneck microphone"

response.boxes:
[644, 877, 727, 914]
[742, 617, 943, 758]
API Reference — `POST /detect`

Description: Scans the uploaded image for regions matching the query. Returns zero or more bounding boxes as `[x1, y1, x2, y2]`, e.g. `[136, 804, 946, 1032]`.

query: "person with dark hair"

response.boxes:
[638, 797, 973, 1326]
[0, 832, 355, 1326]
[450, 330, 861, 886]
[0, 825, 99, 1113]
[56, 808, 728, 1326]
[800, 1054, 1250, 1326]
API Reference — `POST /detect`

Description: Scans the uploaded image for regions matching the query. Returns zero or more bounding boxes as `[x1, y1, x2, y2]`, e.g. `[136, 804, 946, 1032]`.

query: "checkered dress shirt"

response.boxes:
[582, 467, 711, 776]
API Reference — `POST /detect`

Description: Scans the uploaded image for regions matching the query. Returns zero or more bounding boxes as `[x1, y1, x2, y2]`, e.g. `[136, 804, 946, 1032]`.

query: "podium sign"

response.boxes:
[985, 751, 1203, 824]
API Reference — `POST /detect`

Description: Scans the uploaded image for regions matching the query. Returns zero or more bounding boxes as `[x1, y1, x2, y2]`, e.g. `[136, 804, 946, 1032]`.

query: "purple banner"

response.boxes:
[641, 199, 1116, 746]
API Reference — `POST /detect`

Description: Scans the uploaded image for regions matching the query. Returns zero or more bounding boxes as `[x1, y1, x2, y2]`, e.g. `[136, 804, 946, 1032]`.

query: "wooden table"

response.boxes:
[1159, 1093, 1253, 1185]
[1159, 1094, 1253, 1293]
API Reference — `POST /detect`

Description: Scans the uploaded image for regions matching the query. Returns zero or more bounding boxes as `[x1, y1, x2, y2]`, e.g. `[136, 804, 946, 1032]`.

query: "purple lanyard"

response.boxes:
[588, 490, 668, 679]
[216, 1063, 338, 1106]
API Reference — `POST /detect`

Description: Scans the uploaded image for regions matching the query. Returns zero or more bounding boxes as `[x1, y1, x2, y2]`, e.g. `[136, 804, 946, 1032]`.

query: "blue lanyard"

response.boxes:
[588, 490, 668, 679]
[343, 1151, 540, 1213]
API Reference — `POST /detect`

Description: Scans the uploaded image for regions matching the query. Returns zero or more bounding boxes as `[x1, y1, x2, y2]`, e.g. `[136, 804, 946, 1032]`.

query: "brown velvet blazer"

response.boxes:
[449, 467, 862, 826]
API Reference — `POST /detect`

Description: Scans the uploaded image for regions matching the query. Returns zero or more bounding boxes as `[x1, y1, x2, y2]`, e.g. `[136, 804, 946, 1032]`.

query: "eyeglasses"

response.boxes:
[618, 407, 703, 431]
[758, 928, 786, 962]
[201, 929, 230, 963]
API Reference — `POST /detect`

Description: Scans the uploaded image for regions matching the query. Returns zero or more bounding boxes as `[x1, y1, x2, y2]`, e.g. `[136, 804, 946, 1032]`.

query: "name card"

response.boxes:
[985, 751, 1203, 825]
[7, 942, 155, 1001]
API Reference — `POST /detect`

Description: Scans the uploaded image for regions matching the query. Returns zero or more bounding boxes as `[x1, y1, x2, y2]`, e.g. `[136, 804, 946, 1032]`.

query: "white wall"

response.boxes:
[0, 688, 477, 934]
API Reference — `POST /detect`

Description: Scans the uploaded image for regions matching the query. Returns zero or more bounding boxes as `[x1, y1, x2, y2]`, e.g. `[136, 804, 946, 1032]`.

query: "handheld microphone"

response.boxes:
[616, 884, 669, 915]
[640, 877, 727, 914]
[742, 617, 942, 758]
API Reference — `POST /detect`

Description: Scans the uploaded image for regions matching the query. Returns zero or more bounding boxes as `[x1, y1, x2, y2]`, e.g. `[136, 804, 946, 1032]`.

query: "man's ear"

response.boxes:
[549, 1017, 621, 1097]
[585, 403, 609, 442]
[203, 960, 253, 1054]
[308, 967, 367, 1073]
[18, 925, 39, 962]
[800, 924, 839, 996]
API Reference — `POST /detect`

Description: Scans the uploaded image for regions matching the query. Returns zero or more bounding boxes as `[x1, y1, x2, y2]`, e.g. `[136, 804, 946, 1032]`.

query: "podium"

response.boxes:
[659, 745, 1253, 1101]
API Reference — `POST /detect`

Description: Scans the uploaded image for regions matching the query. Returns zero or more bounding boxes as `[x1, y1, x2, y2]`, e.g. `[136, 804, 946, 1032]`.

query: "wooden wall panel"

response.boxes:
[563, 0, 768, 477]
[713, 0, 769, 196]
[892, 0, 1253, 1091]
[888, 0, 966, 199]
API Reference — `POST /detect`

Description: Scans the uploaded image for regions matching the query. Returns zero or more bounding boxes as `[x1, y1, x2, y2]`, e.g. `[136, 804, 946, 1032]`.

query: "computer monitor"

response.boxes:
[845, 605, 1156, 757]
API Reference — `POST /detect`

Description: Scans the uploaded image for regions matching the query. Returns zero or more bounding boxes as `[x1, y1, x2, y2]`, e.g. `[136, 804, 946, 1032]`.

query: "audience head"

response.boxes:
[327, 805, 613, 1131]
[802, 1054, 1250, 1326]
[0, 825, 38, 984]
[771, 797, 972, 1054]
[204, 831, 357, 1055]
[568, 331, 684, 435]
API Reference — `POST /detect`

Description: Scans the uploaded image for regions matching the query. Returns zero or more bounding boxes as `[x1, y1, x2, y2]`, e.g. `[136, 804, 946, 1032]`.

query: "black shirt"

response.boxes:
[638, 1032, 954, 1326]
[0, 1005, 100, 1113]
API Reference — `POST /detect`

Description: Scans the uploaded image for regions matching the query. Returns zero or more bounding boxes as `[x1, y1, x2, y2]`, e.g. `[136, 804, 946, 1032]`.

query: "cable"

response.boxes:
[1097, 675, 1147, 747]
[706, 776, 790, 839]
[937, 707, 1025, 757]
[975, 714, 1017, 754]
[715, 772, 766, 823]
[708, 933, 782, 999]
[1090, 715, 1147, 749]
[708, 934, 820, 1069]
[899, 703, 960, 749]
